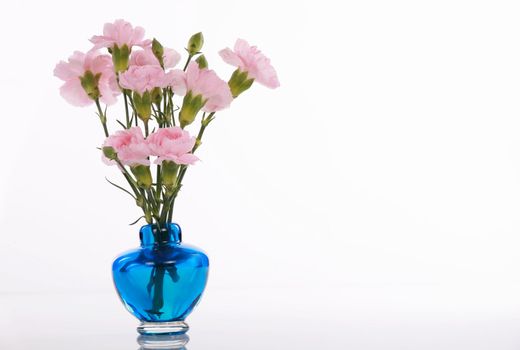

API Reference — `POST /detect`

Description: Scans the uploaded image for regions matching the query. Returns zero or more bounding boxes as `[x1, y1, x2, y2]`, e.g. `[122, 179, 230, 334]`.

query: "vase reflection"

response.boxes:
[137, 333, 190, 350]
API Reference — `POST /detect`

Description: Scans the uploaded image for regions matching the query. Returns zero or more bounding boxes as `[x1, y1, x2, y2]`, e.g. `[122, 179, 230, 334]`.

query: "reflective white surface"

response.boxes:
[2, 286, 520, 349]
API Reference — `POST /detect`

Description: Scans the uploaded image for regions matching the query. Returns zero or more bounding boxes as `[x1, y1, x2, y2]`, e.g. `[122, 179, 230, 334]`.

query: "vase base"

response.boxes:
[137, 321, 189, 335]
[137, 333, 189, 349]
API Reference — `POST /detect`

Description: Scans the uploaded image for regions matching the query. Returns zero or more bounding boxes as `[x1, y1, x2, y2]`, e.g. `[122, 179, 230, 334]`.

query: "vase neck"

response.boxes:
[139, 223, 182, 247]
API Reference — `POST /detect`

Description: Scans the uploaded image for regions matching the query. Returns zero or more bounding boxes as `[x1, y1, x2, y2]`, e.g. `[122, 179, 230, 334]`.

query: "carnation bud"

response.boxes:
[195, 55, 208, 69]
[111, 44, 131, 72]
[132, 91, 152, 121]
[179, 91, 206, 128]
[161, 160, 179, 190]
[152, 38, 165, 68]
[187, 32, 204, 55]
[228, 69, 255, 98]
[79, 71, 101, 100]
[131, 165, 153, 189]
[102, 146, 117, 160]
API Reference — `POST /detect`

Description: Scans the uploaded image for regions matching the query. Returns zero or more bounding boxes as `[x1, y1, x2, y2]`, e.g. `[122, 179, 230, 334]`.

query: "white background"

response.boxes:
[1, 0, 520, 348]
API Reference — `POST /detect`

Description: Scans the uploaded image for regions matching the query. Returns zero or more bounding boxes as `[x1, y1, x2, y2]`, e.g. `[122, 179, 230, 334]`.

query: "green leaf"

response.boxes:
[129, 216, 145, 226]
[105, 177, 136, 199]
[116, 119, 127, 129]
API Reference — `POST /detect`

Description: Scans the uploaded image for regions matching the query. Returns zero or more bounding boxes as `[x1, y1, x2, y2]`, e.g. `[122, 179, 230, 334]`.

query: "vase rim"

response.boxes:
[139, 223, 182, 247]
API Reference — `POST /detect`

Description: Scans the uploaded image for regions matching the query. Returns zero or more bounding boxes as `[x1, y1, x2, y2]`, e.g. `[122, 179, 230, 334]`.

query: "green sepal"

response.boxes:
[228, 69, 255, 98]
[131, 165, 153, 189]
[135, 195, 145, 208]
[161, 160, 179, 190]
[151, 87, 162, 106]
[111, 44, 131, 72]
[133, 91, 152, 121]
[179, 91, 206, 128]
[195, 54, 208, 69]
[79, 70, 101, 100]
[102, 146, 117, 160]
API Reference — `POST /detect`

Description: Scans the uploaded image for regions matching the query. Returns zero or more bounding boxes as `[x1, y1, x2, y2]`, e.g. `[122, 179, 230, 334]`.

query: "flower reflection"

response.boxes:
[137, 333, 189, 349]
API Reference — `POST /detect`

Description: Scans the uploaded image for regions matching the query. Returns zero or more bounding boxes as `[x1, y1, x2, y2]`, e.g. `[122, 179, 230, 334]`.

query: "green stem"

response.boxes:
[138, 187, 152, 224]
[146, 189, 161, 224]
[167, 169, 184, 221]
[155, 165, 162, 200]
[160, 192, 174, 225]
[121, 172, 139, 198]
[169, 89, 176, 127]
[126, 94, 138, 127]
[183, 54, 194, 71]
[150, 267, 165, 314]
[155, 164, 163, 226]
[95, 99, 109, 137]
[113, 159, 151, 220]
[163, 89, 168, 126]
[167, 200, 174, 223]
[123, 91, 130, 128]
[144, 120, 149, 137]
[165, 54, 192, 128]
[152, 104, 160, 127]
[166, 113, 215, 223]
[193, 112, 214, 152]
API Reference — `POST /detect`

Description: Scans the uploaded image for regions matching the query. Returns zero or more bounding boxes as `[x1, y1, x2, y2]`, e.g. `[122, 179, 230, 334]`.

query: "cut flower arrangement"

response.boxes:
[54, 19, 279, 335]
[55, 19, 279, 229]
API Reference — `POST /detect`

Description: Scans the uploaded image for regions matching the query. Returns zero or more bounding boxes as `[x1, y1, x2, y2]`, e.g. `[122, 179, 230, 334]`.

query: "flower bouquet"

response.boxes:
[54, 19, 278, 335]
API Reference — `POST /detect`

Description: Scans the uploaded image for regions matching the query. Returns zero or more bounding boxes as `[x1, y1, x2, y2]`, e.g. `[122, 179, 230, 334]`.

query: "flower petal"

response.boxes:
[59, 79, 92, 107]
[218, 48, 242, 67]
[167, 69, 187, 95]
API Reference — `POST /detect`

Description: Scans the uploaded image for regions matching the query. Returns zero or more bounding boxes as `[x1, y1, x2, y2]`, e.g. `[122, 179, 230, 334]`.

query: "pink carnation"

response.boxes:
[54, 50, 119, 106]
[147, 127, 199, 165]
[119, 65, 170, 95]
[219, 39, 280, 88]
[130, 47, 181, 69]
[102, 127, 150, 166]
[90, 19, 150, 50]
[167, 70, 188, 96]
[169, 62, 233, 112]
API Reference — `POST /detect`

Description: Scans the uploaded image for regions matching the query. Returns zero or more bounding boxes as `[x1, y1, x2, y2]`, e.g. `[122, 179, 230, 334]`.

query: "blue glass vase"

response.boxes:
[112, 223, 209, 335]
